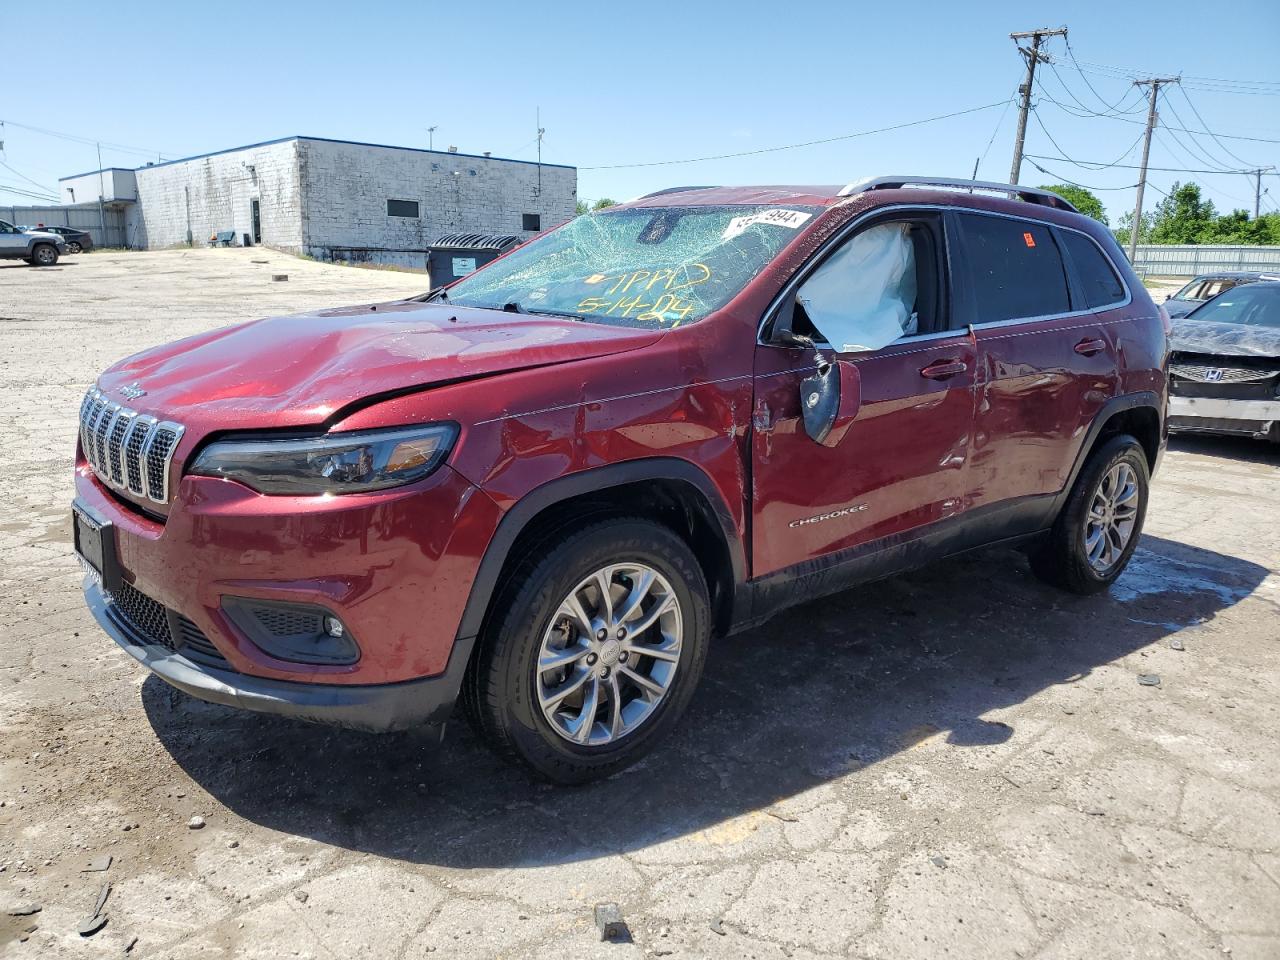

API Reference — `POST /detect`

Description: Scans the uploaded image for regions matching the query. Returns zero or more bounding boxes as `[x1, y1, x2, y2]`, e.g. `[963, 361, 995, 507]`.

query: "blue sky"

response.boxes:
[3, 0, 1277, 223]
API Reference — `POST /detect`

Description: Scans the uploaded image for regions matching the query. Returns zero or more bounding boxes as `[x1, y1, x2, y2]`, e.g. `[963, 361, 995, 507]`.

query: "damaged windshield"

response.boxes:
[1186, 283, 1280, 328]
[439, 204, 820, 327]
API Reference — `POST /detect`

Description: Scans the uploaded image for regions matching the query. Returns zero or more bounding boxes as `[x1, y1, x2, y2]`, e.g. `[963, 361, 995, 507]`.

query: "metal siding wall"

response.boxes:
[0, 205, 128, 247]
[1131, 245, 1280, 277]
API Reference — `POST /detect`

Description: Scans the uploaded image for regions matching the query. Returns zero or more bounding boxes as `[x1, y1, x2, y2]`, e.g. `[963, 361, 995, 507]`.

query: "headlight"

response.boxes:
[190, 423, 458, 495]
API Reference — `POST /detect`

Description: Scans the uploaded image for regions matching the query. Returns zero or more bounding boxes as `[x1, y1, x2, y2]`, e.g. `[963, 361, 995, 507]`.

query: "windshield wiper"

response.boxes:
[524, 307, 590, 321]
[502, 301, 528, 314]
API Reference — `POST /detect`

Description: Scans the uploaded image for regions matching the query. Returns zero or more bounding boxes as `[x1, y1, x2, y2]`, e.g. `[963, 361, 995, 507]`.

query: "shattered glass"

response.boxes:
[796, 223, 917, 353]
[441, 205, 819, 327]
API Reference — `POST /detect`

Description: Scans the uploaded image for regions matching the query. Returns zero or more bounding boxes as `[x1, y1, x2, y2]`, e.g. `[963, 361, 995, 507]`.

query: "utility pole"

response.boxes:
[1008, 26, 1067, 185]
[535, 107, 545, 197]
[96, 142, 107, 249]
[1128, 77, 1180, 264]
[1251, 167, 1275, 219]
[427, 126, 437, 151]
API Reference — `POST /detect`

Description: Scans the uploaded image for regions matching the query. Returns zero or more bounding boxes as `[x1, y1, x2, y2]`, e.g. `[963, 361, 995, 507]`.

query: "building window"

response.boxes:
[387, 199, 420, 218]
[522, 213, 541, 232]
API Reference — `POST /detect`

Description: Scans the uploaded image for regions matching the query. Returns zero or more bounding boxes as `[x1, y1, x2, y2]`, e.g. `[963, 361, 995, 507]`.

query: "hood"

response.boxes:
[1163, 299, 1198, 319]
[97, 300, 663, 432]
[1170, 319, 1280, 359]
[26, 230, 63, 243]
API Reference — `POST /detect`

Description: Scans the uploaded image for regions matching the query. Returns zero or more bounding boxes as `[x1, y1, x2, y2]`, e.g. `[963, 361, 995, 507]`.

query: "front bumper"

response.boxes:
[87, 578, 474, 731]
[1167, 395, 1280, 439]
[74, 458, 502, 687]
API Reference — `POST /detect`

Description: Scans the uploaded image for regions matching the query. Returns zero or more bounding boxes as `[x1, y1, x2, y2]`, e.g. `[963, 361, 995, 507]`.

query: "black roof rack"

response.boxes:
[838, 176, 1078, 212]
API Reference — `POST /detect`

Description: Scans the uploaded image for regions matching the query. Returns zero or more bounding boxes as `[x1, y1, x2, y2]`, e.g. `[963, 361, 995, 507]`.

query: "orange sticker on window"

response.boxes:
[1023, 232, 1036, 248]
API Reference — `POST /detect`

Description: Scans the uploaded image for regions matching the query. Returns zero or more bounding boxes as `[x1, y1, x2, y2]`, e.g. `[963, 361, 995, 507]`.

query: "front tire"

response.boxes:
[1031, 434, 1149, 594]
[464, 517, 710, 783]
[30, 244, 58, 266]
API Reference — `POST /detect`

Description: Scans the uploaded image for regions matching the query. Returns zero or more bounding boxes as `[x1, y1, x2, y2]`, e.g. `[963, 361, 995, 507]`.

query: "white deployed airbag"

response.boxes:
[797, 223, 917, 352]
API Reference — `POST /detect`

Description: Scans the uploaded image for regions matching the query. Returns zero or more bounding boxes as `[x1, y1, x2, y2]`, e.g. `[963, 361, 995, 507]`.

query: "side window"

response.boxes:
[791, 219, 942, 352]
[1060, 231, 1125, 309]
[957, 213, 1070, 322]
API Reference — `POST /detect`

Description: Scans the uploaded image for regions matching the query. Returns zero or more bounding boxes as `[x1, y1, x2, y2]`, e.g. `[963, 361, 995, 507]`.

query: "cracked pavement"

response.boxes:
[1, 251, 1278, 958]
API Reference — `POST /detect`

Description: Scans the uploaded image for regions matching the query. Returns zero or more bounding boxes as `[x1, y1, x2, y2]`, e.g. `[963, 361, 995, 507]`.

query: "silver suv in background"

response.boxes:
[0, 219, 64, 266]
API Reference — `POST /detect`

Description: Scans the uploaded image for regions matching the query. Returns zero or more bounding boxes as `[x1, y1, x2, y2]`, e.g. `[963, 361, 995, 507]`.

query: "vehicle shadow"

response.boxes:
[1168, 434, 1280, 466]
[144, 533, 1267, 868]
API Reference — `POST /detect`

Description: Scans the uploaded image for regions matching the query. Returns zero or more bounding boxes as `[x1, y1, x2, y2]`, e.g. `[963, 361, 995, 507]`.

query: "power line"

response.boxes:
[0, 159, 57, 195]
[1030, 109, 1144, 170]
[578, 100, 1011, 170]
[974, 89, 1018, 177]
[1176, 85, 1260, 168]
[0, 182, 59, 202]
[1035, 98, 1280, 145]
[1024, 159, 1138, 191]
[1026, 153, 1254, 176]
[1157, 100, 1242, 172]
[1060, 39, 1144, 114]
[1064, 57, 1280, 96]
[0, 118, 171, 161]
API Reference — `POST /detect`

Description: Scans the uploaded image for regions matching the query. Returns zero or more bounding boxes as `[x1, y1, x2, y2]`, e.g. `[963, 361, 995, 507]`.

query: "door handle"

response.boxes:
[919, 359, 968, 380]
[1074, 338, 1107, 356]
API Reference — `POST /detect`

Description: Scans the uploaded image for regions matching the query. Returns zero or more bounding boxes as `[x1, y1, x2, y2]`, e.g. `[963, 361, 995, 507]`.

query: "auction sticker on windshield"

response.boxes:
[722, 208, 813, 240]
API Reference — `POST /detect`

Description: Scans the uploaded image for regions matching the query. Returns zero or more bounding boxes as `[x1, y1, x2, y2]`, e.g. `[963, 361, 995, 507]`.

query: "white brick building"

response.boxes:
[58, 136, 577, 268]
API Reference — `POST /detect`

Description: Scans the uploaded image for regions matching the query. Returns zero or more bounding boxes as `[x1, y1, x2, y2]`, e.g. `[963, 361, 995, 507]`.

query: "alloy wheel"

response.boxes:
[1083, 461, 1139, 573]
[536, 562, 682, 746]
[35, 246, 56, 265]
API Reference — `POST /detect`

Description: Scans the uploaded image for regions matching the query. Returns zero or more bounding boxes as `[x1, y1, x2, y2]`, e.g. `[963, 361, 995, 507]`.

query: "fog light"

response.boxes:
[221, 597, 360, 665]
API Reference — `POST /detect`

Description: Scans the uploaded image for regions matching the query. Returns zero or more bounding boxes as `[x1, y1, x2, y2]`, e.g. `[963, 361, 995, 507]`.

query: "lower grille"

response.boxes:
[104, 581, 234, 670]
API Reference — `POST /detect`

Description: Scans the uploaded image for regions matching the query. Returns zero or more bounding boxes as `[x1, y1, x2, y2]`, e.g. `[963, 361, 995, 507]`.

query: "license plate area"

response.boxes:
[73, 500, 121, 593]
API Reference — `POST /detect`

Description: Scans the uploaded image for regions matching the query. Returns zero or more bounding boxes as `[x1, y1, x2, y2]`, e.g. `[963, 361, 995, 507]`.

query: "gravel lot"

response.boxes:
[2, 249, 1278, 959]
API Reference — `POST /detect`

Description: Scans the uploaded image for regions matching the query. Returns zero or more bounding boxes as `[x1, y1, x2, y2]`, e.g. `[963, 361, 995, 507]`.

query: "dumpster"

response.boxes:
[426, 234, 520, 288]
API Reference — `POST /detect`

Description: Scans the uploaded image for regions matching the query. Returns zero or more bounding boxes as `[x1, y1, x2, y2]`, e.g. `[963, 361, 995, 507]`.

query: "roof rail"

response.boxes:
[637, 185, 720, 199]
[837, 176, 1078, 212]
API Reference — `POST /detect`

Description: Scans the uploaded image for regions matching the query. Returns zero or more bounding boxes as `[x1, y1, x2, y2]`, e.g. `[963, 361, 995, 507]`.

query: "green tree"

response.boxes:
[1113, 210, 1153, 248]
[575, 198, 618, 215]
[1038, 184, 1108, 224]
[1147, 182, 1217, 244]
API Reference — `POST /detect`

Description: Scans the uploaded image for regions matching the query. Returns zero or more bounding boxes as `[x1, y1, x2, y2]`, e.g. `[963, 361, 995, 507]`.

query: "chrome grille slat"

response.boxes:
[78, 388, 185, 505]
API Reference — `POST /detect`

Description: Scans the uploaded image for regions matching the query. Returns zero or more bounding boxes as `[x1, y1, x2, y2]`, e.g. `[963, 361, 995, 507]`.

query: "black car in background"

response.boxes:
[1163, 271, 1278, 318]
[25, 225, 93, 253]
[1168, 281, 1280, 442]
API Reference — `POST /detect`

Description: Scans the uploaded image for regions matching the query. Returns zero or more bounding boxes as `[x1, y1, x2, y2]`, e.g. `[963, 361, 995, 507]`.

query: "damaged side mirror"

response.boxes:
[775, 329, 862, 446]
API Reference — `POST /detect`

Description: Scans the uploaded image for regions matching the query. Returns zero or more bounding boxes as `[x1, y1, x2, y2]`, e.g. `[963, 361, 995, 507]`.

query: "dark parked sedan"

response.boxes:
[1163, 271, 1278, 318]
[27, 225, 93, 253]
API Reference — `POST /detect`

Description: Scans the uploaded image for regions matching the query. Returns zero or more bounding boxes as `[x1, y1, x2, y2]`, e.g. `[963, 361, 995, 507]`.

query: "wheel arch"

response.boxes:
[1054, 391, 1162, 515]
[455, 458, 748, 646]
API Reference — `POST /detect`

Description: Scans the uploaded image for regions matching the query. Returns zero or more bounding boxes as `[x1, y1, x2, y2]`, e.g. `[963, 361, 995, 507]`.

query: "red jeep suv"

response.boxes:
[74, 177, 1168, 782]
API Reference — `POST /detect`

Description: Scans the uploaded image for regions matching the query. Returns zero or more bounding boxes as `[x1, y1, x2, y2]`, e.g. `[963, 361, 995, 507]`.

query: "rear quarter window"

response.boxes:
[1060, 231, 1125, 309]
[956, 213, 1071, 322]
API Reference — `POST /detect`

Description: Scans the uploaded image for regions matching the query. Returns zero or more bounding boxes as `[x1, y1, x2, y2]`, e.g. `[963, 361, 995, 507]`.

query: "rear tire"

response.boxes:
[1031, 434, 1149, 594]
[463, 517, 710, 783]
[67, 241, 82, 254]
[30, 243, 58, 266]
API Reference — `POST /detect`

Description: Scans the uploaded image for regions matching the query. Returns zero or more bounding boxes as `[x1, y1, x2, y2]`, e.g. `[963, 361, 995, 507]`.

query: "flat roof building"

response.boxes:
[56, 135, 577, 268]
